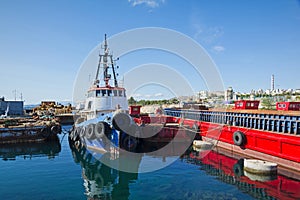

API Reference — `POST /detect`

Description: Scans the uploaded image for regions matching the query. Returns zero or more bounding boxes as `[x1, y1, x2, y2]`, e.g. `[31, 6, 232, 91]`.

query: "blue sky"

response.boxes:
[0, 0, 300, 104]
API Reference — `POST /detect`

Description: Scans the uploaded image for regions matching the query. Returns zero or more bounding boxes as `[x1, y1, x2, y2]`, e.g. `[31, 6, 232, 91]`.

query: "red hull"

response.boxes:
[174, 117, 300, 171]
[134, 113, 300, 172]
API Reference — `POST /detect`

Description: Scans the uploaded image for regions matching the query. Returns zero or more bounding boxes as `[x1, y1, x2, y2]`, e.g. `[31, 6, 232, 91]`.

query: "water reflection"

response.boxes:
[0, 136, 61, 160]
[69, 137, 139, 200]
[187, 149, 300, 200]
[69, 138, 300, 200]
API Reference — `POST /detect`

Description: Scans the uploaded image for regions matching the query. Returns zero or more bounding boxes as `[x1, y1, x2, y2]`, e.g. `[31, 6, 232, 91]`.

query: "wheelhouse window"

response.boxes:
[119, 90, 123, 97]
[96, 90, 101, 97]
[107, 90, 112, 96]
[101, 90, 106, 96]
[113, 90, 118, 97]
[88, 101, 92, 109]
[279, 104, 286, 108]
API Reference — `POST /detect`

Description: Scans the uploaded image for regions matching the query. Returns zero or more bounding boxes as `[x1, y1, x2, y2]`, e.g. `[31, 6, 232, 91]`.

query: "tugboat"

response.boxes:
[70, 34, 140, 153]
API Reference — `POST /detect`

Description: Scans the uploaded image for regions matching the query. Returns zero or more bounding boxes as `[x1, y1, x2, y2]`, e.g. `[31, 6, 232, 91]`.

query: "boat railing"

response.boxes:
[164, 109, 300, 135]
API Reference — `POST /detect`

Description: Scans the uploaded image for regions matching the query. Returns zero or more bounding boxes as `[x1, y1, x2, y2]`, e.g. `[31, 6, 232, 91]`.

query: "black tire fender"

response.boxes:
[51, 125, 60, 134]
[122, 135, 138, 152]
[79, 127, 85, 137]
[85, 124, 96, 140]
[233, 131, 246, 146]
[112, 112, 131, 132]
[95, 122, 111, 138]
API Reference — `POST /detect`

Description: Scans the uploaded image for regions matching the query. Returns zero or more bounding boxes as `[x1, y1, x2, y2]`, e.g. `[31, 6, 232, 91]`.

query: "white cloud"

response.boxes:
[203, 26, 224, 43]
[145, 94, 152, 98]
[193, 23, 203, 41]
[128, 0, 165, 8]
[192, 23, 224, 44]
[154, 93, 163, 97]
[213, 45, 225, 52]
[132, 93, 142, 98]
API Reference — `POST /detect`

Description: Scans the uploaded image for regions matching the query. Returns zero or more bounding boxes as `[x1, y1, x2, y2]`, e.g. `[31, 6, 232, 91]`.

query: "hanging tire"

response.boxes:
[72, 127, 80, 141]
[79, 127, 85, 137]
[122, 135, 138, 152]
[233, 131, 246, 146]
[74, 140, 81, 149]
[85, 124, 96, 140]
[51, 125, 60, 134]
[73, 127, 79, 136]
[112, 112, 131, 132]
[95, 122, 110, 138]
[74, 127, 81, 139]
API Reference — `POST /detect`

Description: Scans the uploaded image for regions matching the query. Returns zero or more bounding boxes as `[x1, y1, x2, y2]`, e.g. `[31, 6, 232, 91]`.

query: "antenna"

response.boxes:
[104, 34, 108, 51]
[93, 34, 120, 87]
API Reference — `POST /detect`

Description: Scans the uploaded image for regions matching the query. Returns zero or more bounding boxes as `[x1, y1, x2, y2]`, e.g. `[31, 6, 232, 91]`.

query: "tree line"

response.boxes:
[128, 97, 179, 106]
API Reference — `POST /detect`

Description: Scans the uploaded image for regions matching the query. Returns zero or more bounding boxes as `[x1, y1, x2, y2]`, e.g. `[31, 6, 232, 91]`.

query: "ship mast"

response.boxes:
[94, 34, 118, 87]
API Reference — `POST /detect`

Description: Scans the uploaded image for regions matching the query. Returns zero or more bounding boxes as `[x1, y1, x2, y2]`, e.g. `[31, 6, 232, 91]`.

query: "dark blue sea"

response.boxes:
[0, 125, 299, 200]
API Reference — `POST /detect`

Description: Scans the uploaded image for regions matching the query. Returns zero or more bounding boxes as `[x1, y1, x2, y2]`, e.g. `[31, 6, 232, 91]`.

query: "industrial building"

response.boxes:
[0, 97, 24, 116]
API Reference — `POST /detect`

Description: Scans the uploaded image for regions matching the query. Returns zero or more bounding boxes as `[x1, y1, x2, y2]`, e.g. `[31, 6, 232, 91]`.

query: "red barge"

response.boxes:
[131, 100, 300, 173]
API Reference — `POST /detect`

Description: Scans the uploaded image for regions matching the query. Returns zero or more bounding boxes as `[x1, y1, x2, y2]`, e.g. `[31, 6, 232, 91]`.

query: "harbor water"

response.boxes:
[0, 125, 299, 200]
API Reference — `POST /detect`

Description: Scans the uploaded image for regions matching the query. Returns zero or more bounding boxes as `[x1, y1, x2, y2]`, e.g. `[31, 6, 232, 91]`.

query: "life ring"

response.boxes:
[233, 131, 246, 146]
[122, 135, 138, 152]
[95, 122, 110, 138]
[85, 124, 96, 140]
[112, 112, 131, 132]
[51, 125, 60, 134]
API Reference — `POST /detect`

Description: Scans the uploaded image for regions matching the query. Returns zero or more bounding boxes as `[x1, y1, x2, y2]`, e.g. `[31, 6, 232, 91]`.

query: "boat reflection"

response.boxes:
[0, 135, 61, 160]
[69, 137, 140, 200]
[187, 148, 300, 200]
